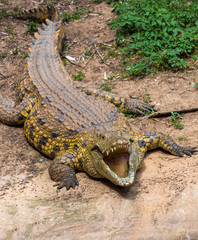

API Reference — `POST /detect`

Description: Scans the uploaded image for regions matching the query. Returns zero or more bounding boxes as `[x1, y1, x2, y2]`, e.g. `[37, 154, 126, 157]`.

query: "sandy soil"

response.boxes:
[0, 1, 198, 240]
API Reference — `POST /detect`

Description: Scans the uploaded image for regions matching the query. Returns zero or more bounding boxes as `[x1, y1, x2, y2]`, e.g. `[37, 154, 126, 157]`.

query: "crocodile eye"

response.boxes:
[99, 133, 105, 139]
[129, 138, 134, 143]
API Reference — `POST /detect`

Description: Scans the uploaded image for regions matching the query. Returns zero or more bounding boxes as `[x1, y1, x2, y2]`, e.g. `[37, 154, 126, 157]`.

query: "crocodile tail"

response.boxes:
[17, 5, 60, 22]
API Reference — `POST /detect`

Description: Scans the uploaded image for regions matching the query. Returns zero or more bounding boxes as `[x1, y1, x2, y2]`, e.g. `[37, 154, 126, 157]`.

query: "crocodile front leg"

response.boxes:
[74, 84, 155, 115]
[135, 131, 197, 157]
[0, 93, 36, 125]
[49, 152, 80, 190]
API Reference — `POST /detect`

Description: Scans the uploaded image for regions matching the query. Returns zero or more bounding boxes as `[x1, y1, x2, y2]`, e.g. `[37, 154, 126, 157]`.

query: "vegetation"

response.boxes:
[0, 6, 20, 18]
[25, 20, 38, 33]
[84, 50, 92, 57]
[10, 35, 16, 41]
[100, 75, 114, 92]
[109, 0, 198, 76]
[0, 52, 7, 58]
[12, 46, 19, 54]
[143, 87, 151, 103]
[194, 82, 198, 89]
[178, 136, 187, 141]
[60, 6, 89, 21]
[72, 71, 85, 81]
[21, 52, 29, 59]
[48, 0, 57, 6]
[170, 112, 184, 129]
[108, 49, 118, 57]
[0, 9, 9, 18]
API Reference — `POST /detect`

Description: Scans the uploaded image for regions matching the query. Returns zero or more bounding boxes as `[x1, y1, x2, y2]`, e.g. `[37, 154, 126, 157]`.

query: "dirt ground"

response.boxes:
[0, 1, 198, 240]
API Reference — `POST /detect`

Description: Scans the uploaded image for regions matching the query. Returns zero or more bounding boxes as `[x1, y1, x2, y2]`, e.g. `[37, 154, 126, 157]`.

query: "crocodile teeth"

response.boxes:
[114, 147, 116, 151]
[106, 150, 109, 156]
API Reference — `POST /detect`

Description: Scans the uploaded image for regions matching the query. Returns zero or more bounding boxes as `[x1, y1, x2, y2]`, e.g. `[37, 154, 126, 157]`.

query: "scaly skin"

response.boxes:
[0, 7, 197, 190]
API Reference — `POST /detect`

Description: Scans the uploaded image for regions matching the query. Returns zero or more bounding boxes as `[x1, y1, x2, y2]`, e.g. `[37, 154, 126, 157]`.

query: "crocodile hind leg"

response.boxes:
[0, 93, 36, 125]
[134, 131, 197, 162]
[49, 152, 80, 190]
[74, 84, 155, 115]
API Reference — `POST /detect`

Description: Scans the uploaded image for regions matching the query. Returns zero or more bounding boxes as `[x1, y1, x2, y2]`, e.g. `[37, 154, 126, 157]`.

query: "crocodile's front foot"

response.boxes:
[49, 152, 79, 191]
[176, 146, 197, 157]
[54, 173, 79, 190]
[120, 98, 156, 115]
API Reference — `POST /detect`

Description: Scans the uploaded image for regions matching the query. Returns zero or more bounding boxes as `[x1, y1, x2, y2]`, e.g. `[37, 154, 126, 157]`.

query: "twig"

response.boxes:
[94, 44, 122, 71]
[147, 107, 198, 118]
[64, 57, 83, 68]
[83, 49, 97, 68]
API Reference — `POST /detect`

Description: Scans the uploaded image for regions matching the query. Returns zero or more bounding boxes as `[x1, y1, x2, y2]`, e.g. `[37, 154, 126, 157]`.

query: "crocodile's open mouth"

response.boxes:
[102, 147, 130, 178]
[91, 137, 137, 187]
[92, 143, 131, 178]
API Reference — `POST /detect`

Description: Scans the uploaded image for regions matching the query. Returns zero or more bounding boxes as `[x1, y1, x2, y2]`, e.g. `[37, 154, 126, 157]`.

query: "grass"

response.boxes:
[178, 136, 187, 141]
[194, 82, 198, 89]
[0, 9, 9, 18]
[10, 35, 16, 41]
[72, 71, 85, 81]
[48, 0, 57, 6]
[21, 52, 28, 59]
[12, 46, 19, 54]
[100, 75, 114, 92]
[0, 52, 7, 58]
[4, 26, 14, 35]
[60, 6, 90, 21]
[24, 21, 38, 33]
[109, 0, 198, 76]
[84, 50, 92, 57]
[108, 49, 118, 57]
[171, 112, 184, 129]
[143, 87, 151, 103]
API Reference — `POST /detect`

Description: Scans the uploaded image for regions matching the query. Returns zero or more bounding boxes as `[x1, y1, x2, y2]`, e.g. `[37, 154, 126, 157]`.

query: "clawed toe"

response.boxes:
[53, 176, 79, 191]
[183, 147, 197, 157]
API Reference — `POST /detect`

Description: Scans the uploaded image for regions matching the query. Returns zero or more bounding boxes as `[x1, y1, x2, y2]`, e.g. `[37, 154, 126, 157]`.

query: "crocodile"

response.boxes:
[0, 6, 196, 190]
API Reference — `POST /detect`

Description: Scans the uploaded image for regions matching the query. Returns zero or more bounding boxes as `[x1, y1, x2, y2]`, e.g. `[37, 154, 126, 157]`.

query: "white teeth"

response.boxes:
[111, 148, 114, 152]
[106, 150, 109, 156]
[114, 147, 116, 151]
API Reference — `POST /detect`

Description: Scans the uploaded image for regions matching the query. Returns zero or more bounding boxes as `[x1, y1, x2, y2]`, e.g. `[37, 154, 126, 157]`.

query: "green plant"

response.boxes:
[13, 7, 20, 13]
[194, 82, 198, 89]
[0, 52, 7, 58]
[108, 49, 118, 57]
[25, 20, 38, 33]
[60, 12, 71, 21]
[84, 50, 92, 57]
[100, 44, 107, 50]
[60, 6, 89, 21]
[72, 71, 85, 81]
[10, 34, 16, 41]
[178, 136, 187, 141]
[0, 9, 9, 18]
[0, 0, 9, 4]
[48, 0, 57, 6]
[110, 0, 198, 76]
[143, 87, 151, 103]
[100, 75, 114, 92]
[123, 113, 138, 118]
[62, 59, 67, 64]
[4, 26, 14, 34]
[170, 112, 184, 129]
[12, 46, 19, 54]
[93, 0, 103, 3]
[21, 52, 28, 59]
